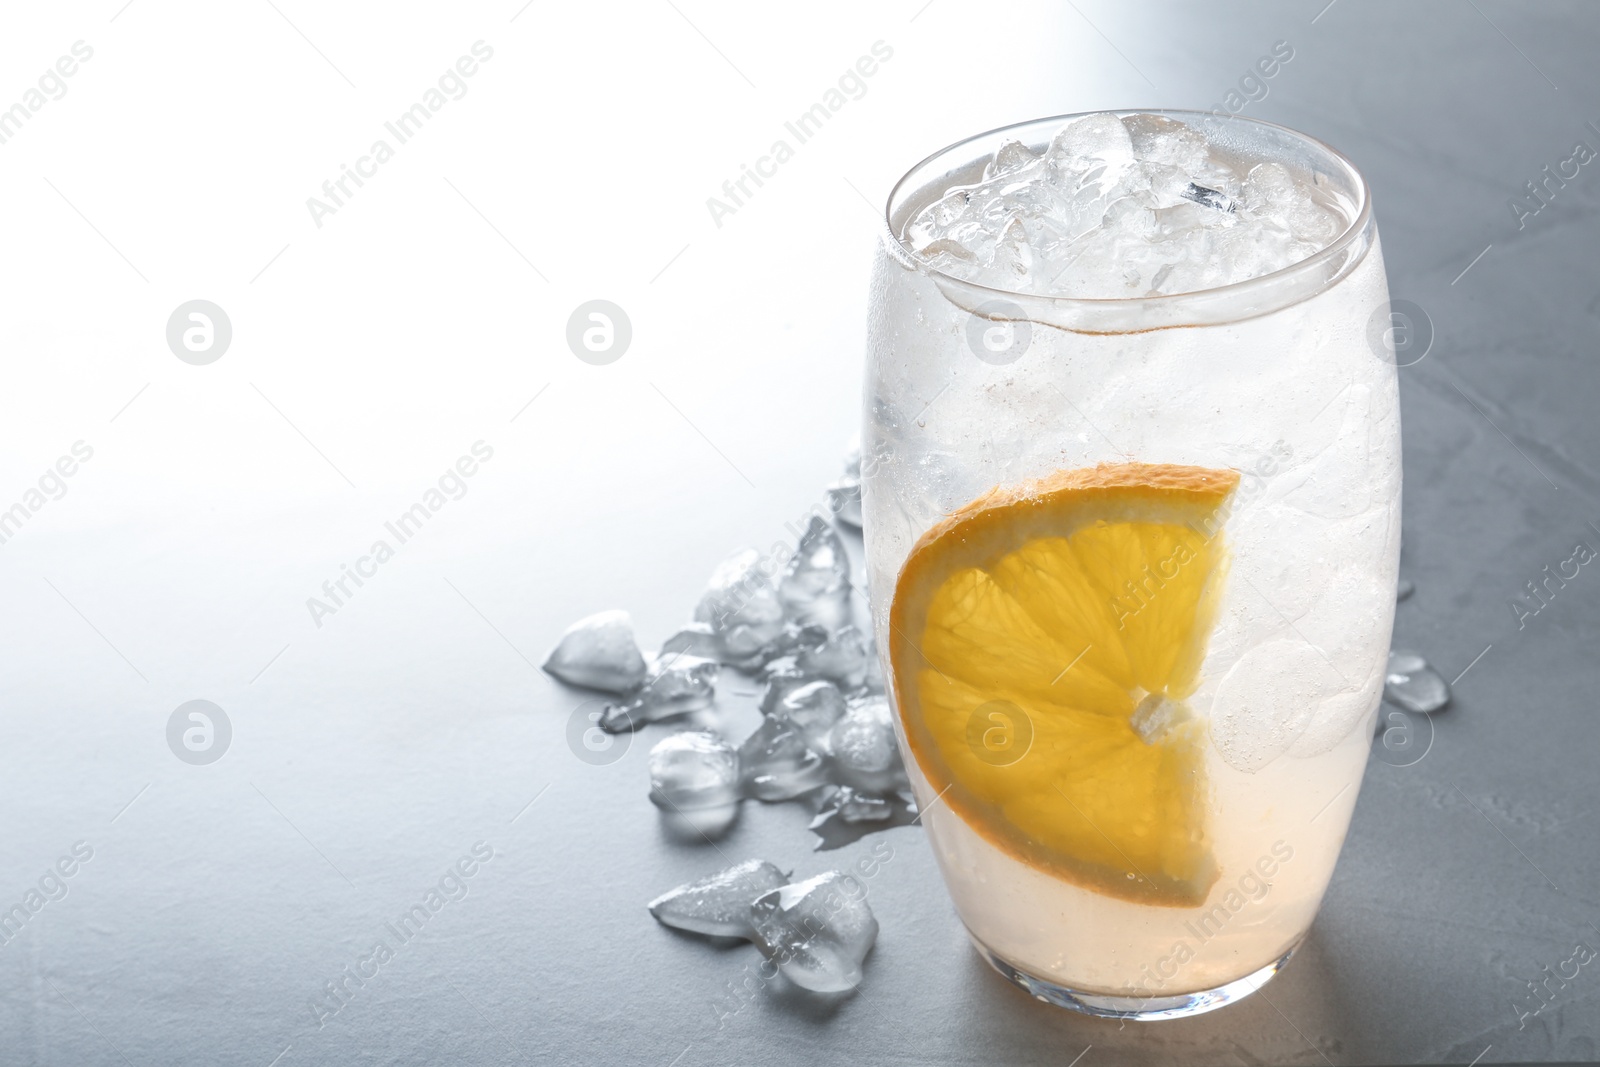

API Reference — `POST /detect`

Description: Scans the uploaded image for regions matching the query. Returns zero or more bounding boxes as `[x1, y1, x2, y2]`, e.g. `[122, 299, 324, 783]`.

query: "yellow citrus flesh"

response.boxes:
[889, 463, 1239, 907]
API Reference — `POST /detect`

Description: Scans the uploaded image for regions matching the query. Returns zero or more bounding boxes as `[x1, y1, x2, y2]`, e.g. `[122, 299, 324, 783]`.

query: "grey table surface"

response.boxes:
[1, 1, 1598, 1064]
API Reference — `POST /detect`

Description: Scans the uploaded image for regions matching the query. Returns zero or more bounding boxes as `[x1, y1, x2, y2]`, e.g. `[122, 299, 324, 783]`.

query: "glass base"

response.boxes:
[972, 937, 1303, 1021]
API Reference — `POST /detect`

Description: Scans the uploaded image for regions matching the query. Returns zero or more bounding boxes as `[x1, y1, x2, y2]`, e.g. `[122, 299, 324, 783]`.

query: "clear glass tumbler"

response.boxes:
[862, 111, 1400, 1019]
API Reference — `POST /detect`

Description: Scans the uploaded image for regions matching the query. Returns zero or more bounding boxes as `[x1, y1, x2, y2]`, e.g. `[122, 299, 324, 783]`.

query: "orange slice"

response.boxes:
[888, 463, 1239, 907]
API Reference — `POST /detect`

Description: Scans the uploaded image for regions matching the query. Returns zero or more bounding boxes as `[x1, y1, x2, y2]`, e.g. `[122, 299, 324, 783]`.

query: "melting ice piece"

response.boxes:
[827, 698, 906, 793]
[694, 549, 787, 667]
[776, 679, 847, 750]
[660, 622, 721, 659]
[809, 788, 920, 851]
[599, 655, 719, 733]
[1384, 651, 1450, 713]
[649, 731, 741, 812]
[779, 516, 852, 627]
[738, 717, 829, 801]
[647, 859, 789, 939]
[826, 447, 863, 528]
[1397, 578, 1415, 602]
[750, 872, 879, 993]
[826, 480, 862, 528]
[759, 659, 818, 715]
[541, 610, 648, 694]
[796, 624, 871, 689]
[1131, 693, 1191, 743]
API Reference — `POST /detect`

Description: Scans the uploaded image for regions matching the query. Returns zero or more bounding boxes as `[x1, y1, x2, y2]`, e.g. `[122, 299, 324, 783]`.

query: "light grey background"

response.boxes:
[0, 1, 1596, 1064]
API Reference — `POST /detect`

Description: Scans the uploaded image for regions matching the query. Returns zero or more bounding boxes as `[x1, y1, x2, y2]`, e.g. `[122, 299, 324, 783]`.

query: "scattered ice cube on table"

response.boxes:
[647, 859, 789, 939]
[1384, 651, 1450, 713]
[738, 717, 829, 801]
[649, 731, 741, 813]
[779, 516, 852, 627]
[541, 610, 648, 694]
[826, 448, 864, 528]
[759, 659, 818, 715]
[1397, 578, 1415, 602]
[599, 655, 719, 732]
[826, 479, 862, 528]
[827, 698, 906, 793]
[828, 786, 893, 822]
[660, 622, 721, 659]
[750, 872, 879, 993]
[796, 624, 871, 689]
[809, 789, 919, 851]
[694, 549, 786, 667]
[776, 679, 847, 750]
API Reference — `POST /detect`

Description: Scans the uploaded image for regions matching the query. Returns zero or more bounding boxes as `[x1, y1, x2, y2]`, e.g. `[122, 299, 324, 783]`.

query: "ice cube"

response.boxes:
[778, 516, 852, 628]
[1384, 650, 1450, 713]
[750, 872, 879, 993]
[985, 138, 1041, 179]
[775, 679, 847, 750]
[660, 622, 720, 659]
[1131, 693, 1190, 743]
[541, 610, 648, 694]
[826, 479, 862, 529]
[648, 731, 741, 811]
[647, 859, 789, 939]
[1047, 112, 1136, 171]
[903, 112, 1348, 299]
[796, 624, 870, 689]
[1123, 113, 1207, 170]
[694, 549, 786, 667]
[1181, 182, 1236, 213]
[599, 654, 719, 732]
[809, 788, 919, 851]
[738, 716, 829, 801]
[758, 658, 818, 715]
[827, 698, 906, 793]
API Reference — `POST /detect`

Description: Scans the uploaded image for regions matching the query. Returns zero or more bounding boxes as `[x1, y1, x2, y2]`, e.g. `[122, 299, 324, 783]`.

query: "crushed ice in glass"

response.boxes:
[904, 111, 1349, 298]
[1131, 692, 1190, 743]
[1181, 182, 1236, 213]
[750, 872, 880, 993]
[648, 859, 789, 939]
[541, 609, 648, 694]
[1384, 650, 1450, 714]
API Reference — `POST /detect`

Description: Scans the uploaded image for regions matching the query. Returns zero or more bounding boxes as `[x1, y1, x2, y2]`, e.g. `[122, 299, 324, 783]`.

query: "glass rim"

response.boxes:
[881, 109, 1375, 319]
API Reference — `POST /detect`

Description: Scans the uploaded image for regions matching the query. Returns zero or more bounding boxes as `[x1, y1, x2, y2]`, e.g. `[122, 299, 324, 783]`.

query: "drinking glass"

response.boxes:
[862, 111, 1400, 1019]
